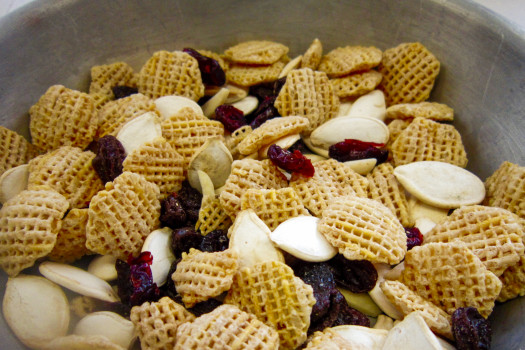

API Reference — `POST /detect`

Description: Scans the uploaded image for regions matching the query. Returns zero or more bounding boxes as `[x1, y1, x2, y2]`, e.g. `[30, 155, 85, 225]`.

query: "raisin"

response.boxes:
[111, 85, 138, 99]
[405, 227, 424, 250]
[183, 48, 226, 86]
[200, 229, 229, 253]
[177, 181, 203, 224]
[294, 262, 337, 322]
[267, 144, 315, 177]
[115, 252, 161, 307]
[309, 289, 369, 333]
[247, 96, 280, 128]
[160, 193, 187, 229]
[189, 298, 223, 317]
[328, 139, 388, 164]
[91, 135, 126, 184]
[215, 104, 247, 132]
[328, 255, 377, 293]
[171, 227, 203, 259]
[452, 307, 491, 350]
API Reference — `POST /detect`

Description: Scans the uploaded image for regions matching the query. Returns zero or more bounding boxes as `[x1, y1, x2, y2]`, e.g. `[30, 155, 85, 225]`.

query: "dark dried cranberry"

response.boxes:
[267, 144, 315, 177]
[309, 289, 370, 333]
[200, 230, 229, 253]
[111, 85, 138, 99]
[183, 48, 226, 86]
[197, 95, 213, 106]
[405, 227, 424, 250]
[288, 139, 310, 154]
[329, 139, 388, 164]
[215, 105, 247, 132]
[177, 181, 202, 224]
[159, 258, 183, 302]
[294, 262, 337, 322]
[452, 307, 491, 350]
[160, 194, 187, 229]
[247, 96, 280, 128]
[91, 135, 126, 184]
[171, 227, 203, 258]
[249, 82, 277, 101]
[328, 255, 377, 293]
[115, 252, 161, 307]
[188, 298, 223, 317]
[273, 76, 287, 95]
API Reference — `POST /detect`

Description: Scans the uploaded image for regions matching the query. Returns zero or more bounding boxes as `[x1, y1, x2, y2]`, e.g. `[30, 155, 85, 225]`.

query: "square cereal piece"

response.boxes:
[224, 40, 289, 65]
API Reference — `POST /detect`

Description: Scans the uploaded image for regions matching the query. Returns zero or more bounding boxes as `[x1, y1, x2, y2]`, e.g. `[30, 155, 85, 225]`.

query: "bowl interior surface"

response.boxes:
[0, 0, 524, 348]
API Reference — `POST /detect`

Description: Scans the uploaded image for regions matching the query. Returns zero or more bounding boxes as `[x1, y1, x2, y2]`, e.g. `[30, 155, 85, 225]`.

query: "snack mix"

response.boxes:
[1, 38, 524, 350]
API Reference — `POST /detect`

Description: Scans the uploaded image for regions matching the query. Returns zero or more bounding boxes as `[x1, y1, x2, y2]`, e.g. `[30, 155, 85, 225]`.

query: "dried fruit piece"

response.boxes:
[248, 96, 280, 129]
[112, 85, 138, 99]
[328, 254, 378, 293]
[115, 252, 161, 307]
[329, 138, 388, 164]
[452, 307, 491, 350]
[183, 48, 226, 86]
[405, 227, 424, 250]
[160, 193, 187, 229]
[199, 229, 229, 252]
[171, 227, 203, 259]
[214, 105, 247, 132]
[267, 144, 315, 177]
[91, 135, 126, 184]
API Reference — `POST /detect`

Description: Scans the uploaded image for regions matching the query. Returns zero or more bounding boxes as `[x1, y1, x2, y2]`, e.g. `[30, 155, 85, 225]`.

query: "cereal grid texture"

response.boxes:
[29, 85, 97, 152]
[330, 70, 383, 99]
[138, 50, 204, 101]
[301, 38, 323, 70]
[275, 68, 340, 135]
[424, 205, 525, 276]
[318, 195, 407, 264]
[367, 162, 413, 227]
[122, 137, 185, 198]
[219, 159, 288, 219]
[173, 248, 238, 308]
[391, 117, 468, 167]
[0, 126, 37, 176]
[130, 297, 195, 350]
[96, 93, 157, 137]
[484, 161, 525, 227]
[86, 172, 160, 260]
[225, 125, 253, 160]
[175, 304, 279, 350]
[0, 187, 69, 276]
[497, 255, 525, 302]
[48, 208, 90, 263]
[378, 42, 440, 106]
[386, 101, 454, 121]
[240, 187, 310, 230]
[226, 60, 286, 87]
[89, 61, 137, 99]
[290, 158, 369, 217]
[28, 146, 104, 209]
[224, 40, 289, 64]
[237, 115, 309, 155]
[196, 195, 233, 235]
[303, 329, 354, 350]
[380, 280, 453, 339]
[399, 242, 502, 318]
[225, 260, 315, 350]
[318, 46, 382, 77]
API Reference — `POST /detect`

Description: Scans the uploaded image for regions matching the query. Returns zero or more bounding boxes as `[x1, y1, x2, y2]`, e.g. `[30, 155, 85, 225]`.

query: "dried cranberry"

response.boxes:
[288, 139, 310, 154]
[160, 194, 187, 229]
[200, 229, 229, 253]
[452, 307, 491, 350]
[189, 298, 223, 317]
[329, 139, 388, 164]
[328, 255, 377, 293]
[309, 289, 370, 333]
[183, 48, 226, 86]
[215, 105, 247, 133]
[249, 82, 277, 101]
[273, 76, 287, 95]
[171, 227, 203, 258]
[159, 258, 183, 303]
[247, 96, 280, 128]
[405, 227, 424, 250]
[115, 252, 161, 307]
[177, 181, 202, 224]
[111, 85, 138, 99]
[91, 135, 126, 184]
[267, 144, 315, 177]
[294, 262, 337, 322]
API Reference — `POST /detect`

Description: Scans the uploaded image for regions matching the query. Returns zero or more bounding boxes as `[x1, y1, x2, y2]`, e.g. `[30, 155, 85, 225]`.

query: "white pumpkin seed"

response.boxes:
[344, 158, 377, 175]
[87, 255, 118, 281]
[116, 112, 162, 155]
[154, 95, 203, 119]
[201, 87, 229, 117]
[0, 164, 29, 204]
[74, 311, 136, 350]
[141, 227, 175, 286]
[231, 95, 259, 115]
[187, 138, 233, 193]
[348, 90, 386, 121]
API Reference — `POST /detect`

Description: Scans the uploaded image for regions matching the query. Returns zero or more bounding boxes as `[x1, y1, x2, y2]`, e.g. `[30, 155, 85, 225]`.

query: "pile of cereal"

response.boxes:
[1, 38, 523, 350]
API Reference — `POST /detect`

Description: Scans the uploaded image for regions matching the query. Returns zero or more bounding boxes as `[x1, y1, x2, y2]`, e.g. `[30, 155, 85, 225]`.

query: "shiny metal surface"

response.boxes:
[0, 0, 524, 348]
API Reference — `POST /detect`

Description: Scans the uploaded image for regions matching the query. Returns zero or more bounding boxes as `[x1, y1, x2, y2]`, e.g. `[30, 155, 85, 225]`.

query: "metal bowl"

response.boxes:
[0, 0, 524, 348]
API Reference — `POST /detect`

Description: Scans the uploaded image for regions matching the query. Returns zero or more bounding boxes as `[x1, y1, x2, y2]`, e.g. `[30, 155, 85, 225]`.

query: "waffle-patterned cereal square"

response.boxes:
[497, 255, 525, 302]
[138, 50, 204, 101]
[225, 125, 253, 160]
[318, 46, 382, 78]
[301, 38, 323, 70]
[29, 85, 98, 152]
[330, 70, 383, 99]
[48, 208, 91, 263]
[386, 101, 454, 121]
[224, 40, 289, 64]
[226, 60, 286, 87]
[89, 61, 137, 99]
[0, 126, 38, 176]
[196, 195, 233, 235]
[172, 248, 238, 308]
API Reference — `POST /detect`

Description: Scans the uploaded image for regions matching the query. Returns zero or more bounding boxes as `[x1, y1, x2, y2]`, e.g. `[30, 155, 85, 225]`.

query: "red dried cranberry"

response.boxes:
[328, 255, 378, 293]
[294, 262, 337, 322]
[267, 144, 315, 177]
[115, 252, 161, 307]
[160, 193, 187, 229]
[200, 229, 229, 253]
[171, 227, 203, 258]
[405, 227, 424, 250]
[183, 48, 226, 86]
[91, 135, 126, 184]
[111, 85, 138, 99]
[452, 307, 491, 350]
[215, 105, 247, 133]
[329, 139, 388, 164]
